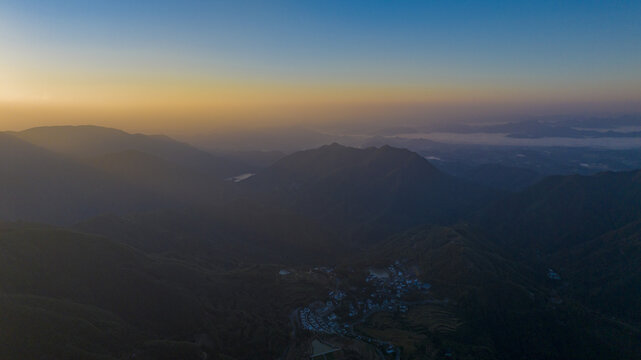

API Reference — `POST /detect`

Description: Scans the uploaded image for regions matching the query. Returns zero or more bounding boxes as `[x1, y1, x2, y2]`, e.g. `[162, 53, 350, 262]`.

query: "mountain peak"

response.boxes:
[266, 143, 439, 179]
[19, 125, 130, 137]
[320, 142, 348, 150]
[246, 143, 488, 243]
[11, 125, 247, 178]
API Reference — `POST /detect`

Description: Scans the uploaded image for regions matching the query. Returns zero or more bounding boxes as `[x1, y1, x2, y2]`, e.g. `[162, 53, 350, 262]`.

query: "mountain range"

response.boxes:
[1, 125, 640, 359]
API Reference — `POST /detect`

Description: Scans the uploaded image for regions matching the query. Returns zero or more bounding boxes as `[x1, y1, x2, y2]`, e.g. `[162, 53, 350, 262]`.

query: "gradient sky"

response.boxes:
[1, 1, 640, 133]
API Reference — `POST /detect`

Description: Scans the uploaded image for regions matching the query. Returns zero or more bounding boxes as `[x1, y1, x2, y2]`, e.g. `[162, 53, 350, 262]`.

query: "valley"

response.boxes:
[3, 2, 641, 358]
[0, 125, 640, 359]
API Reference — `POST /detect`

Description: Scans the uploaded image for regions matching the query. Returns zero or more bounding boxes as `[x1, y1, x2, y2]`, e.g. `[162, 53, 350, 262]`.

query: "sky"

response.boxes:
[1, 0, 640, 134]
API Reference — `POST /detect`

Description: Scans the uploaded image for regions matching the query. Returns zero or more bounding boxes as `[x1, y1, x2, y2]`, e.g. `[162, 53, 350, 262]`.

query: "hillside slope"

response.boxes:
[0, 223, 326, 360]
[247, 144, 495, 242]
[361, 225, 641, 359]
[13, 125, 246, 178]
[86, 150, 233, 204]
[481, 169, 641, 252]
[0, 133, 166, 224]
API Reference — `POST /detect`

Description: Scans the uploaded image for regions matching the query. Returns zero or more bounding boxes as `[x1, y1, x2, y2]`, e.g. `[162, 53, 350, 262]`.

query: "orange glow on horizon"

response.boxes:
[2, 60, 641, 134]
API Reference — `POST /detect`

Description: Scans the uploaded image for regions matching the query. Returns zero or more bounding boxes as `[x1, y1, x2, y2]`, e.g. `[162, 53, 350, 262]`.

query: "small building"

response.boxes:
[547, 269, 561, 280]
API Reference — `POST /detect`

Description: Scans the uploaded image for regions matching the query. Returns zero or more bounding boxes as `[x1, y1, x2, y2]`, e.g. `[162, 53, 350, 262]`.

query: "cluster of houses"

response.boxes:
[299, 261, 431, 333]
[299, 306, 348, 335]
[365, 262, 431, 300]
[296, 261, 435, 358]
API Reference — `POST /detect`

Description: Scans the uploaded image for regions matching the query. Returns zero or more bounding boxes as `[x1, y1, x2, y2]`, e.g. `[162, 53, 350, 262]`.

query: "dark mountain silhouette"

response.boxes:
[0, 222, 208, 359]
[458, 163, 542, 191]
[360, 225, 641, 359]
[482, 169, 641, 252]
[86, 150, 234, 204]
[0, 133, 166, 224]
[476, 169, 641, 336]
[367, 225, 539, 297]
[0, 223, 326, 360]
[2, 125, 641, 359]
[12, 125, 246, 178]
[75, 200, 335, 265]
[554, 219, 641, 323]
[247, 143, 495, 242]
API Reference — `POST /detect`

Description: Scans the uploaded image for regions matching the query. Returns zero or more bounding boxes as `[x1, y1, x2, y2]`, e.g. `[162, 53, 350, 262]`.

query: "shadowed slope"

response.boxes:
[482, 169, 641, 252]
[247, 144, 495, 242]
[86, 149, 233, 204]
[0, 133, 165, 224]
[13, 125, 246, 178]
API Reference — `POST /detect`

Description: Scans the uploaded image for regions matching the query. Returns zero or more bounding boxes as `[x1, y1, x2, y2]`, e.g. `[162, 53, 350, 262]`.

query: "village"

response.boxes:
[293, 261, 432, 358]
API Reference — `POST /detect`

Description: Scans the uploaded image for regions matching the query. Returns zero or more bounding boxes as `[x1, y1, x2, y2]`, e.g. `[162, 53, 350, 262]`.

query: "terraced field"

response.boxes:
[354, 304, 463, 359]
[405, 306, 462, 334]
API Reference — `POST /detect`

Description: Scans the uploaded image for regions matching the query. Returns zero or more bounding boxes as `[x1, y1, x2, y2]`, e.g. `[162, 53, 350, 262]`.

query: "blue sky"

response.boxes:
[4, 1, 640, 79]
[1, 1, 640, 131]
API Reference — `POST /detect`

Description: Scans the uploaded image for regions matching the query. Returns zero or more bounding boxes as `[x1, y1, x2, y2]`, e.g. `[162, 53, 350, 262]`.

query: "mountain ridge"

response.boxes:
[247, 143, 496, 243]
[11, 125, 247, 178]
